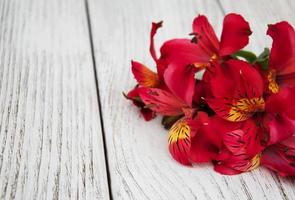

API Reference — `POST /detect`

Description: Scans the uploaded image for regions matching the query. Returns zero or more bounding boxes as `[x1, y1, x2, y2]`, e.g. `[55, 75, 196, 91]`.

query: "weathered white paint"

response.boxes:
[0, 0, 110, 199]
[88, 0, 295, 199]
[0, 0, 294, 199]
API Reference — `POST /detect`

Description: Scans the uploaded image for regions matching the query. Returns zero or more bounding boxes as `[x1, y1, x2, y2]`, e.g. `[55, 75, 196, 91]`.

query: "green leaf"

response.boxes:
[254, 48, 270, 71]
[161, 115, 183, 130]
[232, 50, 257, 63]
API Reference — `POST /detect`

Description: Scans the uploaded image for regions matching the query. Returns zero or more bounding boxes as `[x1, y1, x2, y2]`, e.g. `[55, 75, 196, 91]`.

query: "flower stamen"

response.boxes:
[267, 70, 279, 93]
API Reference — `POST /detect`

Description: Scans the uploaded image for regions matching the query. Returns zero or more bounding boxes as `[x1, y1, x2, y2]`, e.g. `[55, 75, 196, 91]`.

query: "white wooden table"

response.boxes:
[0, 0, 294, 199]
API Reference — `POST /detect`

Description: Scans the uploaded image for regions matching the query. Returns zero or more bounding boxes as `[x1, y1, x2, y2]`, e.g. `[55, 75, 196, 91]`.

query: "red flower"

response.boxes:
[207, 59, 265, 122]
[261, 136, 295, 176]
[265, 21, 295, 93]
[126, 22, 164, 121]
[159, 13, 252, 104]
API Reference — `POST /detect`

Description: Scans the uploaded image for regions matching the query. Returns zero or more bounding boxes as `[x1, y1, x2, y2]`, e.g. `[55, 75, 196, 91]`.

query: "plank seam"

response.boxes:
[83, 0, 113, 199]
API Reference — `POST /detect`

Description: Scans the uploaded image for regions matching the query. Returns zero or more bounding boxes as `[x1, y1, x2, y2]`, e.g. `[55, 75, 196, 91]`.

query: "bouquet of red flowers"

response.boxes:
[125, 13, 295, 176]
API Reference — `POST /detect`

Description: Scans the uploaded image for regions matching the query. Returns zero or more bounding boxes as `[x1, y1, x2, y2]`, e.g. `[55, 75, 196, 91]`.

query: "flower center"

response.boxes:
[192, 54, 218, 69]
[210, 53, 218, 62]
[267, 70, 279, 93]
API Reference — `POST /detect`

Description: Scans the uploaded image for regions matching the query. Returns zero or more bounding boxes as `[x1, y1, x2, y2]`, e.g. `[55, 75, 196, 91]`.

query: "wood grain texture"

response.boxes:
[0, 0, 109, 199]
[88, 0, 295, 199]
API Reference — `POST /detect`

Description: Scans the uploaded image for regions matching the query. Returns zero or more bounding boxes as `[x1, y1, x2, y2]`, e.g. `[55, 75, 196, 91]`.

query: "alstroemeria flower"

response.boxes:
[261, 136, 295, 176]
[265, 21, 295, 93]
[214, 119, 264, 175]
[159, 13, 251, 104]
[207, 59, 265, 122]
[263, 86, 295, 145]
[126, 21, 164, 120]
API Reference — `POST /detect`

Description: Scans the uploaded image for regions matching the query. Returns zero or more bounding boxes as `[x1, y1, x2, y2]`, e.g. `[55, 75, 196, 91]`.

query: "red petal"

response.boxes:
[148, 21, 168, 80]
[223, 119, 262, 154]
[200, 116, 229, 148]
[188, 115, 228, 162]
[193, 80, 211, 105]
[219, 13, 252, 56]
[150, 21, 162, 62]
[159, 39, 211, 66]
[126, 88, 156, 121]
[261, 136, 295, 176]
[215, 150, 261, 174]
[164, 63, 196, 106]
[131, 60, 159, 87]
[189, 135, 219, 163]
[265, 86, 295, 113]
[168, 119, 191, 166]
[228, 153, 261, 172]
[265, 87, 295, 145]
[213, 60, 263, 99]
[268, 22, 295, 78]
[192, 15, 219, 55]
[156, 58, 168, 81]
[187, 111, 210, 137]
[266, 115, 295, 146]
[140, 108, 156, 121]
[138, 87, 187, 116]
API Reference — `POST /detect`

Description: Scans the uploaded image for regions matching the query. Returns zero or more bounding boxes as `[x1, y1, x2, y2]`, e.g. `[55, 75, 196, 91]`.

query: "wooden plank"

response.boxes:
[0, 0, 110, 199]
[217, 1, 295, 199]
[88, 0, 295, 199]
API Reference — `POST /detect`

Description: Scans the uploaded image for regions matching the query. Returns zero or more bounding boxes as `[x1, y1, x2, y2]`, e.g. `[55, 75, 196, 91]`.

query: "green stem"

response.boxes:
[232, 50, 257, 63]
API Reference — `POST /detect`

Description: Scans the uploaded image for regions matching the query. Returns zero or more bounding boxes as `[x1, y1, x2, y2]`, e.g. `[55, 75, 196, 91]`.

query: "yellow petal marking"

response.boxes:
[140, 66, 160, 88]
[247, 153, 261, 171]
[227, 97, 265, 122]
[168, 120, 190, 144]
[267, 69, 279, 94]
[192, 54, 218, 69]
